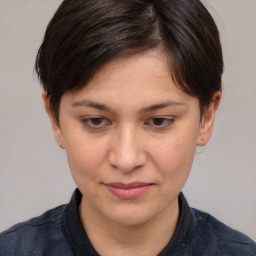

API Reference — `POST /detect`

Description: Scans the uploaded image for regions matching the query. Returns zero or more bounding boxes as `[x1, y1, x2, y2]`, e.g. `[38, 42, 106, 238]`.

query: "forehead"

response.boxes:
[76, 50, 175, 92]
[63, 49, 195, 109]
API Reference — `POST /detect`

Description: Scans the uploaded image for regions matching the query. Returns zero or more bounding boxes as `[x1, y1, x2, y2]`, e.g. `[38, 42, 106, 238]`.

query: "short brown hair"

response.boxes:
[35, 0, 223, 121]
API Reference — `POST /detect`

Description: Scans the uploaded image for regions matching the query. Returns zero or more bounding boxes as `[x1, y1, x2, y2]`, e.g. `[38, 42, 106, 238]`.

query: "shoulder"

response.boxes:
[190, 208, 256, 255]
[0, 205, 72, 255]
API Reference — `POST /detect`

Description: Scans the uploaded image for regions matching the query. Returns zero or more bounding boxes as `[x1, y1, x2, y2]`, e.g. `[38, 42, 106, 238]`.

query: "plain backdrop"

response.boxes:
[0, 0, 255, 241]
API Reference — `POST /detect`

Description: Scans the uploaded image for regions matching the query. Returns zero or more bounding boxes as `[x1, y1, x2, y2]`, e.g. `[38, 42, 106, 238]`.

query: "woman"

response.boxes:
[0, 0, 255, 255]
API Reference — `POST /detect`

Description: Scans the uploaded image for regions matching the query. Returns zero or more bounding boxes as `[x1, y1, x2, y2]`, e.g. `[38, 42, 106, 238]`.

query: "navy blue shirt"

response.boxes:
[1, 189, 255, 255]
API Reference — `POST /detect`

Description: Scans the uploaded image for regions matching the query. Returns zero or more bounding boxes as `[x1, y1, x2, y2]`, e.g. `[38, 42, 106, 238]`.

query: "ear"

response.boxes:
[42, 91, 65, 149]
[197, 91, 221, 146]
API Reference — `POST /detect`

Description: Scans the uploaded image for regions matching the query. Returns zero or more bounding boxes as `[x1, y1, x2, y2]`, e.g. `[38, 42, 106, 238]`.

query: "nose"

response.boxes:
[108, 125, 147, 172]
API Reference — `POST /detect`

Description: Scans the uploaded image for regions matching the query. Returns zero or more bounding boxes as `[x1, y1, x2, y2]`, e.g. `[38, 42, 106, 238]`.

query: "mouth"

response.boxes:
[103, 182, 153, 200]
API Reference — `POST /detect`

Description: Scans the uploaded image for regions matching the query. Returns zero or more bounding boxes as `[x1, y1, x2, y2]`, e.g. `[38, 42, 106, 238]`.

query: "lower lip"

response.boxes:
[105, 185, 152, 200]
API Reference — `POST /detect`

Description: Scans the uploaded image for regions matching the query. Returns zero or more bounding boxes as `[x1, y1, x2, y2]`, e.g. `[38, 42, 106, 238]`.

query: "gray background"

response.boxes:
[0, 0, 255, 241]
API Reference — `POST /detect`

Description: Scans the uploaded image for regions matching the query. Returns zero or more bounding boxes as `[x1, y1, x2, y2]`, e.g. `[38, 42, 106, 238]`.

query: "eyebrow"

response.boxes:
[72, 100, 112, 111]
[140, 100, 186, 113]
[72, 99, 185, 113]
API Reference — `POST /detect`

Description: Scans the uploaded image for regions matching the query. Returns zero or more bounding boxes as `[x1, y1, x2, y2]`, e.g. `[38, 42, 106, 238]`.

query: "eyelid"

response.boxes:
[80, 116, 174, 130]
[81, 116, 111, 128]
[144, 117, 174, 128]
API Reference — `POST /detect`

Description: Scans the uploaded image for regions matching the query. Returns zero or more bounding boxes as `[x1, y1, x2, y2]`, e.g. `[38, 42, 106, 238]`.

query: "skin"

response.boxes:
[43, 49, 220, 256]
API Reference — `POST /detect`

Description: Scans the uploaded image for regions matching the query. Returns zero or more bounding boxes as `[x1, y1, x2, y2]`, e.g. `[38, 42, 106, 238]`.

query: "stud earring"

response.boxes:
[58, 142, 65, 150]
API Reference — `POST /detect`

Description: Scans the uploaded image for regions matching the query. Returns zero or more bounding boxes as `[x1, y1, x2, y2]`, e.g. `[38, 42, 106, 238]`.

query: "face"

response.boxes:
[44, 49, 219, 227]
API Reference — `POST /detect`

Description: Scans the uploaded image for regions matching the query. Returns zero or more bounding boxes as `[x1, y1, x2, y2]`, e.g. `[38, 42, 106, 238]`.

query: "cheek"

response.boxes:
[151, 130, 198, 185]
[64, 134, 108, 186]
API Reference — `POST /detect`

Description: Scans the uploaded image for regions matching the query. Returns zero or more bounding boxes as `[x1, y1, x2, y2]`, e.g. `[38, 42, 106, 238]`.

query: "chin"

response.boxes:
[105, 205, 158, 227]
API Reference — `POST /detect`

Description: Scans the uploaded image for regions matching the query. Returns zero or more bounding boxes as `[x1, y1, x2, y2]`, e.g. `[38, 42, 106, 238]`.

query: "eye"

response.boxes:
[81, 117, 111, 128]
[145, 117, 174, 128]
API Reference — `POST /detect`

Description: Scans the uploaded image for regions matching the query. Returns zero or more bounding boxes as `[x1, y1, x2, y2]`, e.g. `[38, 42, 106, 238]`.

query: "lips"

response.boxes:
[104, 182, 153, 200]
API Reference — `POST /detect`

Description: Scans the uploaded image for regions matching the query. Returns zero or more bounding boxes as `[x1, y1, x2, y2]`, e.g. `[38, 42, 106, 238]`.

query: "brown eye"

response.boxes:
[152, 118, 166, 126]
[90, 117, 105, 126]
[145, 117, 174, 128]
[82, 117, 110, 128]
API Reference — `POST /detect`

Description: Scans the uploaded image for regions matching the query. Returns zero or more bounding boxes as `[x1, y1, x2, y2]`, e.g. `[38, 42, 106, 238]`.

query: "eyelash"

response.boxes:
[81, 117, 111, 128]
[80, 116, 174, 129]
[144, 117, 174, 128]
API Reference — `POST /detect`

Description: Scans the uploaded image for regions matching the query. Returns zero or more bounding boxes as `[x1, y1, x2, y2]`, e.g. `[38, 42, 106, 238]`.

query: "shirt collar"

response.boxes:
[62, 188, 192, 256]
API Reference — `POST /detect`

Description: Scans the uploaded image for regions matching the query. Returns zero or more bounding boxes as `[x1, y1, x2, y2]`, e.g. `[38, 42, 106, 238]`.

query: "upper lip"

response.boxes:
[104, 182, 153, 189]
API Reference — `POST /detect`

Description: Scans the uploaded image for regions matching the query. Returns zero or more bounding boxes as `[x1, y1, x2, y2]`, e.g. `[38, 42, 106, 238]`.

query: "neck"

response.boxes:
[79, 197, 179, 256]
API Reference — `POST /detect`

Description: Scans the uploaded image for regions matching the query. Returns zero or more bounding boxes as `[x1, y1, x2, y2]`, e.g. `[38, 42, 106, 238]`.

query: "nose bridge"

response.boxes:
[108, 123, 146, 172]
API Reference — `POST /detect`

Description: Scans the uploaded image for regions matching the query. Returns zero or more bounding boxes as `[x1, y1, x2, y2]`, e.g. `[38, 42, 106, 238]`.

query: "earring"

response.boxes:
[58, 142, 65, 150]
